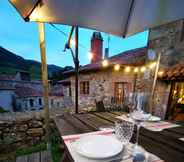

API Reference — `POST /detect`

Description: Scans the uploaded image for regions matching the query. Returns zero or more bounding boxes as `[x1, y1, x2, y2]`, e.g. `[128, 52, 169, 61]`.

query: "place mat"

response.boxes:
[116, 115, 180, 132]
[62, 130, 164, 162]
[116, 115, 134, 123]
[142, 121, 180, 132]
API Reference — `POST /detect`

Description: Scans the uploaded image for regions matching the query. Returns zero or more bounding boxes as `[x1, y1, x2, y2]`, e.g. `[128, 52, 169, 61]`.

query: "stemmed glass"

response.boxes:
[115, 121, 134, 145]
[130, 110, 151, 148]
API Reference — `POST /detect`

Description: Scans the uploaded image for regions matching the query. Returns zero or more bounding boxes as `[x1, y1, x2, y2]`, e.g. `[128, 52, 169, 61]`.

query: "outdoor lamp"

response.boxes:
[102, 59, 109, 67]
[149, 62, 157, 69]
[140, 66, 146, 72]
[158, 70, 164, 76]
[69, 39, 76, 47]
[125, 66, 131, 73]
[114, 64, 120, 71]
[88, 52, 93, 60]
[134, 67, 139, 73]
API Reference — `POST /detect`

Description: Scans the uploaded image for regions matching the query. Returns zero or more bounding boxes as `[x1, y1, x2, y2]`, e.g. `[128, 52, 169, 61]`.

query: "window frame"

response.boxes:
[80, 81, 90, 95]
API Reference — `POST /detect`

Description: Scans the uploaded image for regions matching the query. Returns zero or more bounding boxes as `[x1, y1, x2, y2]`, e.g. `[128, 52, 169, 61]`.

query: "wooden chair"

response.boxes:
[95, 100, 106, 112]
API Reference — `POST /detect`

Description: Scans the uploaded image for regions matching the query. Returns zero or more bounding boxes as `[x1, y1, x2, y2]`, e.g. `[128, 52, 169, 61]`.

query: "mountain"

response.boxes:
[0, 46, 73, 80]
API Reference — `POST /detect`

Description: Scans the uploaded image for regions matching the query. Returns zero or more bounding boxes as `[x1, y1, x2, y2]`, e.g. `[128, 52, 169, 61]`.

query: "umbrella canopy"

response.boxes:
[10, 0, 184, 37]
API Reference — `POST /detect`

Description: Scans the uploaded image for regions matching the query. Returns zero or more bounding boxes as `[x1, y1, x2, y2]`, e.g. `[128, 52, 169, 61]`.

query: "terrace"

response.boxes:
[1, 1, 184, 162]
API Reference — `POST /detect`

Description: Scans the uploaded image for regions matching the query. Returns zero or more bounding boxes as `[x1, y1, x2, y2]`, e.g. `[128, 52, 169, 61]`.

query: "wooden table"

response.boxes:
[54, 111, 184, 162]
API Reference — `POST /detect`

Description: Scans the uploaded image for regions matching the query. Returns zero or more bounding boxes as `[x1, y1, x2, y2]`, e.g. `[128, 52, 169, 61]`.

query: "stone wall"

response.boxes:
[0, 111, 54, 154]
[145, 19, 184, 118]
[70, 69, 135, 109]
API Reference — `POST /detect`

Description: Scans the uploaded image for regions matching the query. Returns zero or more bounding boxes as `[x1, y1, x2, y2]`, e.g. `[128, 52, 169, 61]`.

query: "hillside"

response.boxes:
[0, 46, 73, 80]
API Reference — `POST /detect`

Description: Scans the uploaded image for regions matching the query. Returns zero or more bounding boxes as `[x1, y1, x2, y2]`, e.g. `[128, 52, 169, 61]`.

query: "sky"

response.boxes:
[0, 0, 148, 67]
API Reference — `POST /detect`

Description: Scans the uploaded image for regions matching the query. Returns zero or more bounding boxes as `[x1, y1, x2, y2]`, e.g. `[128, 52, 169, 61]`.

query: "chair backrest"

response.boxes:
[95, 100, 105, 112]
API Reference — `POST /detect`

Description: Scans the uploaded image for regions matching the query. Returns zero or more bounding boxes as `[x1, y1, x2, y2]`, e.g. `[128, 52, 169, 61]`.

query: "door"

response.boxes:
[114, 82, 124, 105]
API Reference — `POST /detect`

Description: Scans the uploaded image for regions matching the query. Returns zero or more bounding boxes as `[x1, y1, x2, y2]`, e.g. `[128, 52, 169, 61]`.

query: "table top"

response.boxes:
[54, 111, 184, 162]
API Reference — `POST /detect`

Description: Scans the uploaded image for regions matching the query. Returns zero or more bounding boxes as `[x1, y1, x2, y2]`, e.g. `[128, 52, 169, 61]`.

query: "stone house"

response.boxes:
[0, 84, 15, 112]
[15, 86, 43, 111]
[64, 32, 147, 110]
[0, 68, 65, 111]
[64, 21, 184, 121]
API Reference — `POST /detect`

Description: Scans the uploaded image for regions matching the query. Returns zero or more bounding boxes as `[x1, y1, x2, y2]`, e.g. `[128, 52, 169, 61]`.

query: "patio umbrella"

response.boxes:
[9, 0, 184, 37]
[9, 0, 184, 143]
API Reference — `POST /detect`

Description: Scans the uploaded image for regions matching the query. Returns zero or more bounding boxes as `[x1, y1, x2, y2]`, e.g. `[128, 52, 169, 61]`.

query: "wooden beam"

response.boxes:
[150, 52, 161, 113]
[75, 26, 79, 114]
[38, 22, 50, 146]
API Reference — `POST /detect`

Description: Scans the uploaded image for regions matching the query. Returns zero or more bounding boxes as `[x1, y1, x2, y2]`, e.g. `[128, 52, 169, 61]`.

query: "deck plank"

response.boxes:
[55, 112, 184, 162]
[74, 113, 113, 130]
[55, 114, 92, 136]
[93, 112, 121, 123]
[16, 151, 52, 162]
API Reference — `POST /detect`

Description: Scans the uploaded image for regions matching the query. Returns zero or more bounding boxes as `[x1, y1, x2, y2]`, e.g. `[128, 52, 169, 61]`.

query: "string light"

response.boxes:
[149, 62, 157, 69]
[102, 59, 109, 67]
[125, 66, 131, 73]
[134, 67, 139, 73]
[158, 70, 164, 76]
[141, 66, 146, 72]
[114, 64, 120, 71]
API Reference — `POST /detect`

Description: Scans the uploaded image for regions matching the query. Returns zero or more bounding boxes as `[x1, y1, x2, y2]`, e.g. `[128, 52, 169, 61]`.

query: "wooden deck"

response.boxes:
[55, 111, 184, 162]
[16, 150, 52, 162]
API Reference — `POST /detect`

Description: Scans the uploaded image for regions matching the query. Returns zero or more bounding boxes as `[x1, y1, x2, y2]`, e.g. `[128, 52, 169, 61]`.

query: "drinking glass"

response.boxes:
[130, 110, 151, 148]
[115, 121, 134, 145]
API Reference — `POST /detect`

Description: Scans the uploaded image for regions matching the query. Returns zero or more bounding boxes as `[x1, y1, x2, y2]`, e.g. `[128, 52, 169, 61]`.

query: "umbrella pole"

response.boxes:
[150, 52, 161, 113]
[75, 26, 79, 114]
[38, 22, 50, 148]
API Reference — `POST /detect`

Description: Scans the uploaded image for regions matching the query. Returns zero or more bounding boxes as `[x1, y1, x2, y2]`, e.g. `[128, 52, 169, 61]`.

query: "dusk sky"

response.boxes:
[0, 1, 148, 67]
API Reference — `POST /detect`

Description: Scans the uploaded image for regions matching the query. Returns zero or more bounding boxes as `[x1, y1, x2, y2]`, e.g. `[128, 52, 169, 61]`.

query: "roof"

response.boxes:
[0, 84, 15, 90]
[64, 47, 147, 75]
[0, 74, 16, 81]
[160, 62, 184, 81]
[49, 84, 64, 97]
[15, 86, 42, 98]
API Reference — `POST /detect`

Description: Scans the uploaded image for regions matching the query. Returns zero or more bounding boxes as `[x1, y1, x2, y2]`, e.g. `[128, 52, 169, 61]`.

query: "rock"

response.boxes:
[27, 128, 44, 137]
[15, 132, 26, 141]
[14, 124, 28, 132]
[28, 120, 43, 128]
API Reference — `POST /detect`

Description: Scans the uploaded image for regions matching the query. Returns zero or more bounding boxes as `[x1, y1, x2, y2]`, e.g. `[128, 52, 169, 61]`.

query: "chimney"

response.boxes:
[91, 32, 103, 63]
[104, 48, 109, 59]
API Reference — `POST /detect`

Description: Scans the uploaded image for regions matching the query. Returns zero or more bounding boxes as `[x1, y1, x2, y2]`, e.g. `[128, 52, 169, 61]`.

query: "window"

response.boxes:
[80, 81, 90, 94]
[29, 99, 34, 107]
[39, 98, 42, 105]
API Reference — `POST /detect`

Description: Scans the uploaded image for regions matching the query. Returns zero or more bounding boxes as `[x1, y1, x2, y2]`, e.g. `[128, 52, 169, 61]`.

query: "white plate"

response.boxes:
[74, 135, 123, 159]
[148, 116, 161, 122]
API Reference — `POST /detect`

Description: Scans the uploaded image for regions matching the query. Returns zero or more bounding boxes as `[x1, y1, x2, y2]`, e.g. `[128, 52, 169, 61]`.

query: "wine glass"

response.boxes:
[115, 121, 134, 145]
[130, 110, 151, 149]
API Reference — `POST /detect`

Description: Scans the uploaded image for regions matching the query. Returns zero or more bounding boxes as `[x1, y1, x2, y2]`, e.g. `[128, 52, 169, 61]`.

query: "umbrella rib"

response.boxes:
[122, 0, 135, 38]
[25, 0, 42, 21]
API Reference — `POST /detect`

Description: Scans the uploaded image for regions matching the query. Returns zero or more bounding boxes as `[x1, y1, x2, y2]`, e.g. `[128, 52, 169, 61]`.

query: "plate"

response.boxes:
[148, 116, 161, 122]
[74, 135, 123, 159]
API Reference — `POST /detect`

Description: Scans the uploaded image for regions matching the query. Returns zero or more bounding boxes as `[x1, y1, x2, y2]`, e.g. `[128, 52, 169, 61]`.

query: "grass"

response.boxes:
[15, 129, 62, 162]
[16, 143, 47, 157]
[50, 129, 62, 162]
[0, 107, 8, 113]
